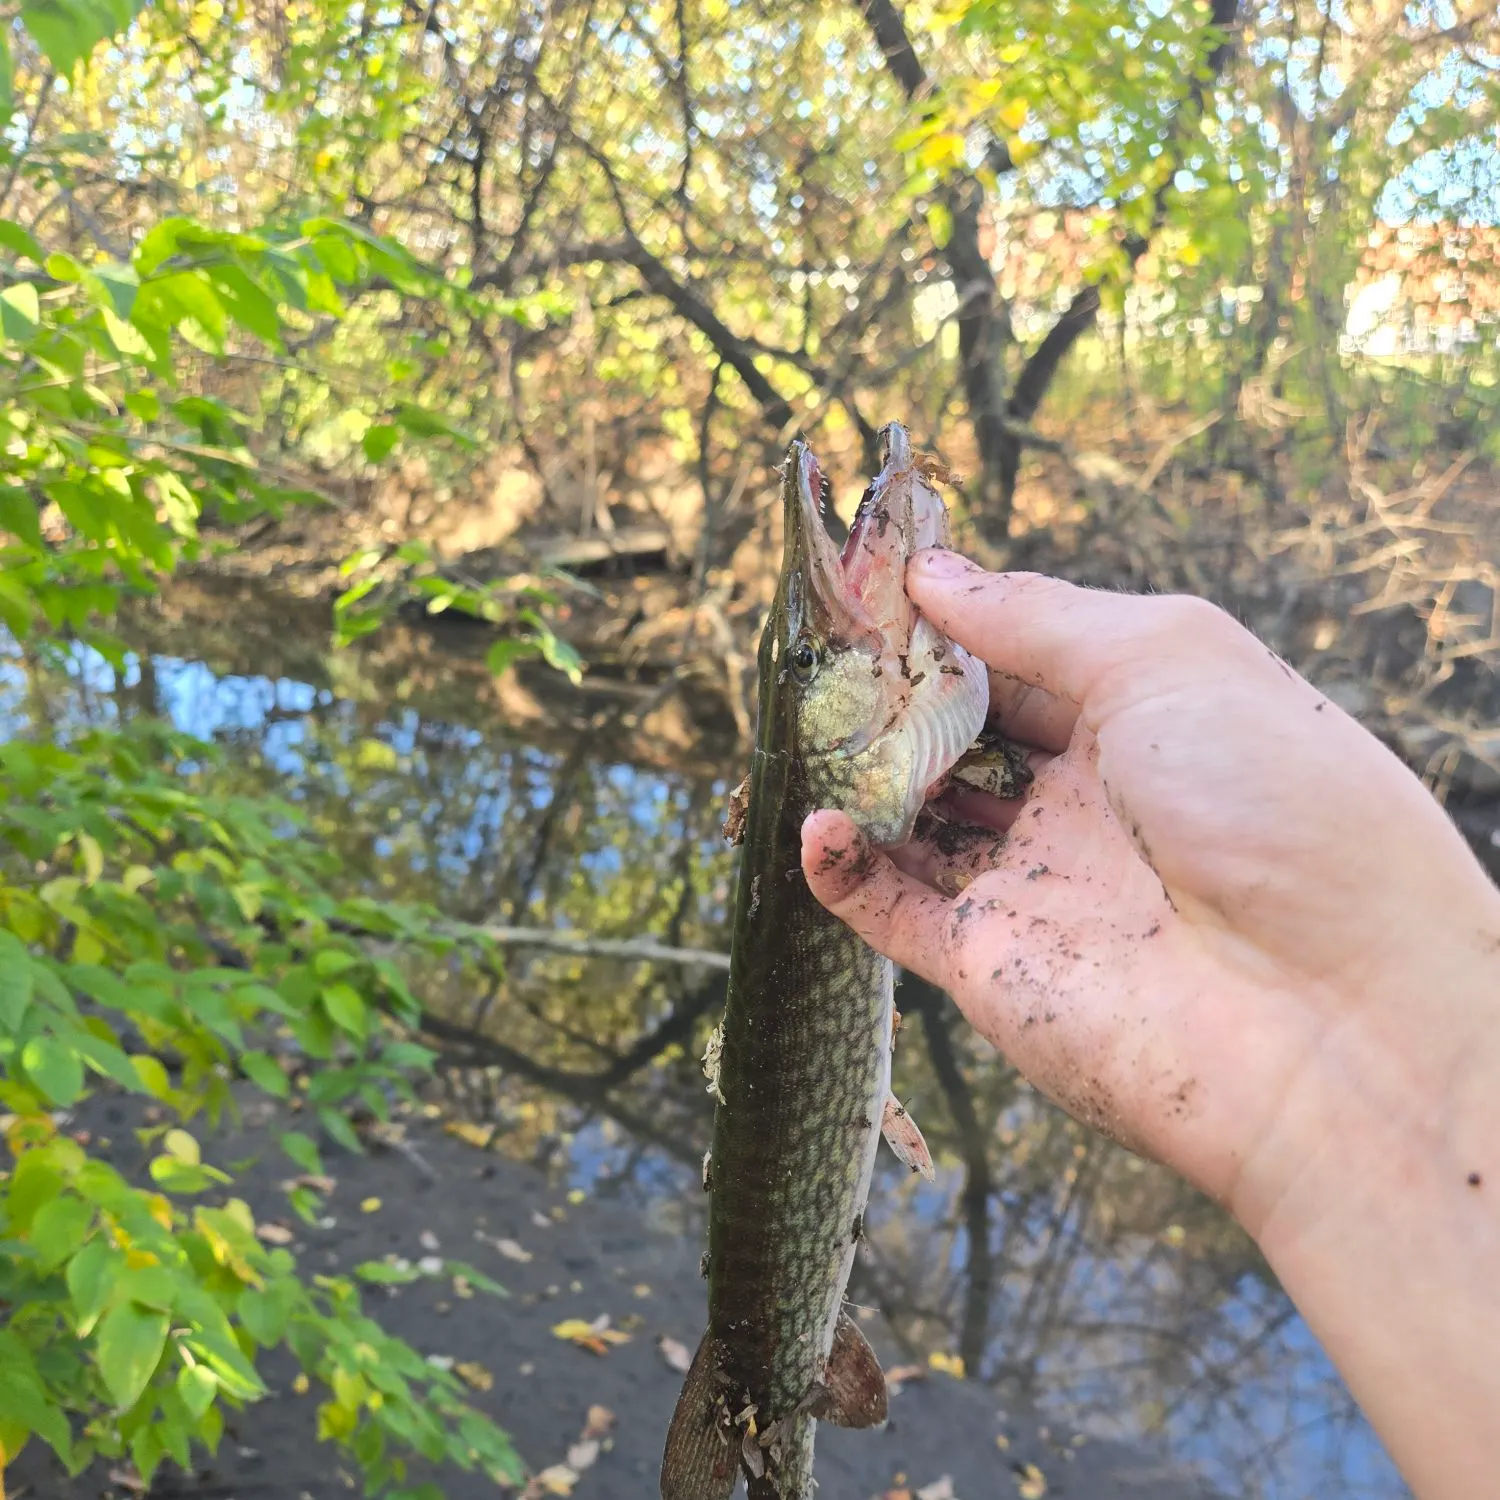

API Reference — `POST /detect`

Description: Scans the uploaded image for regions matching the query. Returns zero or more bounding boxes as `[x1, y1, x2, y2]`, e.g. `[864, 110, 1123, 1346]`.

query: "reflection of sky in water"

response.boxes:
[5, 632, 1409, 1500]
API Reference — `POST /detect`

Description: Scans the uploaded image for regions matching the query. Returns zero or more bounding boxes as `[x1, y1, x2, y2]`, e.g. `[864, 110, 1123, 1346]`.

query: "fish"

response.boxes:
[660, 422, 989, 1500]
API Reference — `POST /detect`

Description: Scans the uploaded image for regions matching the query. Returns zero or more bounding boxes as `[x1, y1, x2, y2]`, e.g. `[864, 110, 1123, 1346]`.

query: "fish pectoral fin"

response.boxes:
[881, 1095, 936, 1181]
[810, 1312, 889, 1429]
[660, 1332, 737, 1500]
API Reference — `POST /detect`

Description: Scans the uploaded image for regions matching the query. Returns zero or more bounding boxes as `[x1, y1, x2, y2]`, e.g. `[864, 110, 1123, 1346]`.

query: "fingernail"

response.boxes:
[910, 548, 972, 581]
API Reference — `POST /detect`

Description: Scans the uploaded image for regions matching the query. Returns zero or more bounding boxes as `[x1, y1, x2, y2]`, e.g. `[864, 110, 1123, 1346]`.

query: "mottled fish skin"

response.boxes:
[661, 427, 987, 1500]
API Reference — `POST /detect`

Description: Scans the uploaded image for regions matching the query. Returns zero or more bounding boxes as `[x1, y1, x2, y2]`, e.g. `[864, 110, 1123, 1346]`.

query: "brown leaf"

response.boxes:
[583, 1405, 615, 1439]
[885, 1363, 926, 1394]
[566, 1439, 600, 1472]
[657, 1335, 693, 1374]
[454, 1361, 494, 1392]
[527, 1464, 578, 1497]
[254, 1222, 295, 1246]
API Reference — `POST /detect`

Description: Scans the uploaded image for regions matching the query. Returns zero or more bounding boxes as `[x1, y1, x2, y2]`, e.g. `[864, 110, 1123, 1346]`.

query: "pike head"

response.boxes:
[761, 423, 988, 846]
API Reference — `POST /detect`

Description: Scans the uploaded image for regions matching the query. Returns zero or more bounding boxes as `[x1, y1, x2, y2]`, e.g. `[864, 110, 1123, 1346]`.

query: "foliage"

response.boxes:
[0, 2, 570, 1491]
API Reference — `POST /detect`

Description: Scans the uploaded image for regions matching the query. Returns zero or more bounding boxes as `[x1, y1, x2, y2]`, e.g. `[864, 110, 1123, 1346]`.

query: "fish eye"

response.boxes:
[789, 636, 821, 682]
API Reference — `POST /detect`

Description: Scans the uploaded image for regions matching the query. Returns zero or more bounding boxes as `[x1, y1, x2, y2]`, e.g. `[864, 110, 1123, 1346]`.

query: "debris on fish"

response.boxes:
[881, 1096, 935, 1181]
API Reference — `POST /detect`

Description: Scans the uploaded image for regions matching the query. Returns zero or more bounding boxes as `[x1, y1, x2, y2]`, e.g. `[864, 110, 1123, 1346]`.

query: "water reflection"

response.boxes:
[5, 583, 1409, 1500]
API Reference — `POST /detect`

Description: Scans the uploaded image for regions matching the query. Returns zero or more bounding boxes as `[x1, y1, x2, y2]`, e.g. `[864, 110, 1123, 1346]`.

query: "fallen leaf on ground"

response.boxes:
[418, 1256, 444, 1275]
[445, 1119, 495, 1148]
[885, 1363, 926, 1394]
[107, 1465, 146, 1492]
[552, 1316, 630, 1354]
[255, 1222, 295, 1245]
[995, 1434, 1011, 1452]
[566, 1189, 586, 1204]
[1014, 1464, 1047, 1499]
[927, 1351, 965, 1378]
[531, 1211, 552, 1229]
[360, 1196, 382, 1213]
[453, 1274, 474, 1298]
[291, 1374, 310, 1394]
[583, 1405, 615, 1439]
[633, 1283, 651, 1297]
[916, 1478, 955, 1500]
[279, 1173, 336, 1194]
[566, 1439, 600, 1471]
[494, 1236, 533, 1262]
[455, 1361, 494, 1392]
[419, 1230, 441, 1251]
[657, 1335, 692, 1373]
[528, 1464, 578, 1496]
[880, 1488, 912, 1500]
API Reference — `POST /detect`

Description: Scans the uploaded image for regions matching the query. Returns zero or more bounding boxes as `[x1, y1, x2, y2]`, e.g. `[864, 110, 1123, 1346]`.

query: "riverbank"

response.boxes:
[13, 1099, 1224, 1500]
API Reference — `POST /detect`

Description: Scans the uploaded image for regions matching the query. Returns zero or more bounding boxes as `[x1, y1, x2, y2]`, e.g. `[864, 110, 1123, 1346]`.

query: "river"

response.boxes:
[1, 575, 1412, 1500]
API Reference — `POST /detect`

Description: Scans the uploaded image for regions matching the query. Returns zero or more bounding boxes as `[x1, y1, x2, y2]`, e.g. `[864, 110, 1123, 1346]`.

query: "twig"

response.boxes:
[478, 925, 729, 971]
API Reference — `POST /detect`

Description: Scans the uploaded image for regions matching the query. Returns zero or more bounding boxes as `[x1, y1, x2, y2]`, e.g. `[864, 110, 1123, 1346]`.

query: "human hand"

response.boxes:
[801, 551, 1500, 1499]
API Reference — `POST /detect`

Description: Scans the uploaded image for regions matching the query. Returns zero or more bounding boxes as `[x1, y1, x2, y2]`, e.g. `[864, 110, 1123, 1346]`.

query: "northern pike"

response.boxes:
[660, 423, 990, 1500]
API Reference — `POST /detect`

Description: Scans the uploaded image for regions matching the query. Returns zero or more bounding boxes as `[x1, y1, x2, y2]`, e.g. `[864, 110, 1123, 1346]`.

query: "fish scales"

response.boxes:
[710, 735, 892, 1422]
[662, 424, 989, 1500]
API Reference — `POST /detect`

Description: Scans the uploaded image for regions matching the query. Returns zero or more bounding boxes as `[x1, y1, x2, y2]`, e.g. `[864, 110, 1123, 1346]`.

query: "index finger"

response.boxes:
[908, 551, 1251, 707]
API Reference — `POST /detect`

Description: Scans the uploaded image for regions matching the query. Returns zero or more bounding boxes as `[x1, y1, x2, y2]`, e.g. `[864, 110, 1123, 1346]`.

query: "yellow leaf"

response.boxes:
[442, 1119, 494, 1149]
[121, 864, 155, 895]
[454, 1360, 493, 1392]
[1016, 1463, 1048, 1499]
[566, 1189, 585, 1205]
[997, 99, 1028, 132]
[361, 1197, 382, 1213]
[292, 1373, 310, 1394]
[917, 131, 965, 172]
[163, 1129, 200, 1165]
[535, 1464, 578, 1495]
[77, 833, 104, 886]
[927, 1351, 965, 1378]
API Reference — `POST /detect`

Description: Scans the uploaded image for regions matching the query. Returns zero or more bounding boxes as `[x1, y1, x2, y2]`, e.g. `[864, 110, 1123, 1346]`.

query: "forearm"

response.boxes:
[1247, 934, 1500, 1500]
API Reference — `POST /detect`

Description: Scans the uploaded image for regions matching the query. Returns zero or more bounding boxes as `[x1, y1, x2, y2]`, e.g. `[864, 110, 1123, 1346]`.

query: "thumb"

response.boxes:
[800, 810, 957, 991]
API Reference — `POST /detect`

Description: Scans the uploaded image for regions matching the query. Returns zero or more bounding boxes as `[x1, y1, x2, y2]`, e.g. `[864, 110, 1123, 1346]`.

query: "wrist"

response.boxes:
[1238, 903, 1500, 1499]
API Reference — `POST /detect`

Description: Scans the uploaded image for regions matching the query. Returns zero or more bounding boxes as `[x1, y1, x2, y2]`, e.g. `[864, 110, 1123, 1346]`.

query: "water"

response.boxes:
[3, 580, 1411, 1500]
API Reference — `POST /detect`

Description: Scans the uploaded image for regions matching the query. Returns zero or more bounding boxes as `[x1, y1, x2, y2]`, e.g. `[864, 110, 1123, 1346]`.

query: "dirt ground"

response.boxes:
[12, 1099, 1226, 1500]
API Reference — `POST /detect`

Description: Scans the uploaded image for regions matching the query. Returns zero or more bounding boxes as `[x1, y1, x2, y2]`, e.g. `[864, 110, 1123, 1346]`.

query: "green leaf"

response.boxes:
[320, 981, 366, 1038]
[240, 1049, 289, 1098]
[362, 422, 401, 462]
[21, 0, 134, 76]
[355, 1258, 422, 1285]
[317, 1106, 363, 1154]
[0, 41, 14, 126]
[0, 930, 36, 1030]
[0, 1337, 72, 1462]
[95, 1299, 170, 1411]
[27, 1194, 94, 1272]
[1, 281, 41, 342]
[279, 1130, 323, 1175]
[67, 1236, 119, 1336]
[393, 401, 476, 448]
[313, 948, 360, 978]
[176, 1362, 217, 1421]
[21, 1033, 85, 1105]
[0, 221, 42, 267]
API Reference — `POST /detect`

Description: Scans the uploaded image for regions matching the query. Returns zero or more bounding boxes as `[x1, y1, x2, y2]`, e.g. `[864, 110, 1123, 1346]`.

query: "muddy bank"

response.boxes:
[14, 1102, 1224, 1500]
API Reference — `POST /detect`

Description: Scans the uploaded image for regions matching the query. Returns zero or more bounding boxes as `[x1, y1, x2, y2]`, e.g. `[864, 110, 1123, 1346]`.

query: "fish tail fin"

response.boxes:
[660, 1332, 737, 1500]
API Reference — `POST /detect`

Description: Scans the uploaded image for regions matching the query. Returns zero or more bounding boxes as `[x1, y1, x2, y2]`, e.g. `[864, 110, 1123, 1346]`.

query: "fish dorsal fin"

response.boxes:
[660, 1332, 738, 1500]
[811, 1312, 889, 1429]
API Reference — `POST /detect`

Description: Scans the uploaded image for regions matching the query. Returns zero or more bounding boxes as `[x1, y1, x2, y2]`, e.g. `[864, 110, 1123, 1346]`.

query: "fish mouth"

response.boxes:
[780, 439, 875, 644]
